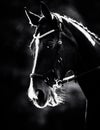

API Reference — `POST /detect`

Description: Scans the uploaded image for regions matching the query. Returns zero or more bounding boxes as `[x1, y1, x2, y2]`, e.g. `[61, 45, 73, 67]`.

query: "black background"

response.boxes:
[1, 0, 100, 130]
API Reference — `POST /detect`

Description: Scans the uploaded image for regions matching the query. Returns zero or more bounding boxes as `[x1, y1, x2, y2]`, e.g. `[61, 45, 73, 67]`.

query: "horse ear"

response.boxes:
[25, 7, 40, 26]
[40, 1, 52, 20]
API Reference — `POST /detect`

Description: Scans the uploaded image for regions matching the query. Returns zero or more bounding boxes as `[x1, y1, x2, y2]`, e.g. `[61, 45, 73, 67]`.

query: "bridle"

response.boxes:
[30, 27, 63, 85]
[30, 17, 100, 87]
[30, 15, 64, 84]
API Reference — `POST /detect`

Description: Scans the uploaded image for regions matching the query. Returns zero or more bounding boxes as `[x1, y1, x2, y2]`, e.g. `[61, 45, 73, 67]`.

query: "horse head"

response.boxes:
[25, 2, 85, 108]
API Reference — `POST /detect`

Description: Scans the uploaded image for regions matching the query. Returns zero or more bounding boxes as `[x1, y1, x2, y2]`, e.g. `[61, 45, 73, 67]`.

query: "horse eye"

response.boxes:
[47, 41, 54, 48]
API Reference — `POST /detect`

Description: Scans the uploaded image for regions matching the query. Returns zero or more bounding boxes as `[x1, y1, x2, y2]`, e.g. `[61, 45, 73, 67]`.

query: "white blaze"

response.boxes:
[28, 34, 40, 100]
[32, 33, 40, 74]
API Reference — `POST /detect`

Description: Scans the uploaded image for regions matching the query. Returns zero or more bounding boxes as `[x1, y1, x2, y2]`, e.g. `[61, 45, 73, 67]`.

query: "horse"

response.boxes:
[25, 2, 100, 130]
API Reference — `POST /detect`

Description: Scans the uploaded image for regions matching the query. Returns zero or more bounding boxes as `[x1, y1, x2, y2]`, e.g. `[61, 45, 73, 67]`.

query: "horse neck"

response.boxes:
[62, 17, 100, 73]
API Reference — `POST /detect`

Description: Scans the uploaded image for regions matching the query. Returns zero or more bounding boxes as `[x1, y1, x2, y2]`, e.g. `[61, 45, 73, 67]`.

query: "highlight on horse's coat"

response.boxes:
[25, 2, 96, 109]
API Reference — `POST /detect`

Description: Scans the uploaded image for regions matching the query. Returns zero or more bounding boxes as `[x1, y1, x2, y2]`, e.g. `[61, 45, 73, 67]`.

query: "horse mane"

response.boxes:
[53, 13, 100, 46]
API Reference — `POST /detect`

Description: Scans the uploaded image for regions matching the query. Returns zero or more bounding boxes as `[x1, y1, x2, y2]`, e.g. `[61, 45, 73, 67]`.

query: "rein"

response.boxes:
[58, 66, 100, 85]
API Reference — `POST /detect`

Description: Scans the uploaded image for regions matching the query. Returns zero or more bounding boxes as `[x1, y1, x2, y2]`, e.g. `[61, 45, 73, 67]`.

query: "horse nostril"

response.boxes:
[35, 89, 46, 106]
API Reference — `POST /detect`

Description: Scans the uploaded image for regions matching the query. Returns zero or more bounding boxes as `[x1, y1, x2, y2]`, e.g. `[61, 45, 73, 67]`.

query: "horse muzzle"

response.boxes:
[28, 76, 64, 108]
[28, 77, 52, 108]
